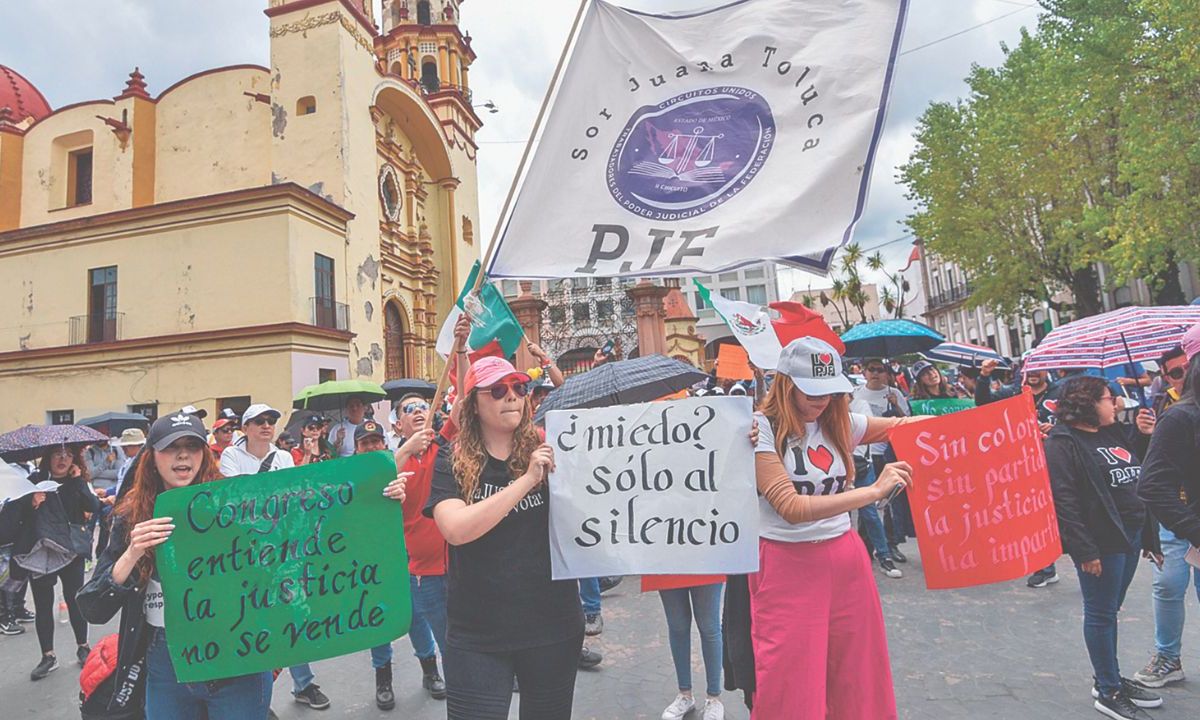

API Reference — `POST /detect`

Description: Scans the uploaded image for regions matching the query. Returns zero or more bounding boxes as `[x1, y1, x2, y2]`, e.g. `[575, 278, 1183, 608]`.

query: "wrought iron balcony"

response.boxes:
[311, 297, 350, 332]
[69, 312, 124, 345]
[928, 283, 973, 310]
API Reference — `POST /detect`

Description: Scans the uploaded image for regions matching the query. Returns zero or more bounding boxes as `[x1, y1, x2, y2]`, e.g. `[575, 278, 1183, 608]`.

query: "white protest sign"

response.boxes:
[545, 396, 758, 579]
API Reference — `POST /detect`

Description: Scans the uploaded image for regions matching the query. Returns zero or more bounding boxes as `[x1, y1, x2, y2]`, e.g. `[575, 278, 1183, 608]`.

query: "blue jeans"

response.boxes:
[372, 574, 449, 667]
[289, 663, 315, 695]
[578, 577, 601, 615]
[1153, 527, 1200, 660]
[146, 628, 272, 720]
[1075, 547, 1140, 695]
[658, 583, 723, 697]
[856, 464, 892, 560]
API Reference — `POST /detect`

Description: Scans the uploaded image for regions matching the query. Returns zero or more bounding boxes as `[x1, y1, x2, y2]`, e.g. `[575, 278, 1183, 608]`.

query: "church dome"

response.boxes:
[0, 65, 52, 123]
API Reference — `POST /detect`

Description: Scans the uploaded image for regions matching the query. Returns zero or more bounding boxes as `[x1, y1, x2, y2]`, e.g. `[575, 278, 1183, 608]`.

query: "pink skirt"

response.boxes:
[748, 532, 898, 719]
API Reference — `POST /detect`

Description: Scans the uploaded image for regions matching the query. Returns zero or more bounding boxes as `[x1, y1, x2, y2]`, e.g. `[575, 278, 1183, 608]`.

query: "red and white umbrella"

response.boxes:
[1023, 306, 1200, 373]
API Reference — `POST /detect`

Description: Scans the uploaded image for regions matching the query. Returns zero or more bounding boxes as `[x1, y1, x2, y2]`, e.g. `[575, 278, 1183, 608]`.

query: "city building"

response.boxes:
[789, 282, 883, 336]
[0, 0, 482, 428]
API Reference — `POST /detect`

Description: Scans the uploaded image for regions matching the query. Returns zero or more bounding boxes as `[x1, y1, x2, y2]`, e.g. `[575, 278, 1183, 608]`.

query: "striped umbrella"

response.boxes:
[921, 341, 1011, 369]
[1022, 306, 1200, 373]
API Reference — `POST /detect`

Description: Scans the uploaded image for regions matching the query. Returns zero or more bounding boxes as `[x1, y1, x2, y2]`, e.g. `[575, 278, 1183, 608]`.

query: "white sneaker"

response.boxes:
[702, 697, 725, 720]
[662, 693, 696, 720]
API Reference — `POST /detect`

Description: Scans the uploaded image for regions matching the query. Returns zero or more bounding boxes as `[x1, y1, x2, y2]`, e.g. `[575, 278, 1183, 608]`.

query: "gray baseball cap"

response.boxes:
[777, 337, 853, 396]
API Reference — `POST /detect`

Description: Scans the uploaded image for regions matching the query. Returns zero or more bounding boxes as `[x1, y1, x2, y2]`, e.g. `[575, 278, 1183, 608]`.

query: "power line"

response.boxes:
[900, 4, 1038, 56]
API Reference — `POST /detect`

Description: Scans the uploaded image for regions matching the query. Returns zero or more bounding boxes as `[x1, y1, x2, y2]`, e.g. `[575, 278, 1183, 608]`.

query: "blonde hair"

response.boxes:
[452, 390, 542, 504]
[758, 373, 856, 487]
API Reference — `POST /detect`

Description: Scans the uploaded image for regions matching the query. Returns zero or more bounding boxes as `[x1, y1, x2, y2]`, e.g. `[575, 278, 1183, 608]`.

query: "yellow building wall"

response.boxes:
[155, 67, 273, 203]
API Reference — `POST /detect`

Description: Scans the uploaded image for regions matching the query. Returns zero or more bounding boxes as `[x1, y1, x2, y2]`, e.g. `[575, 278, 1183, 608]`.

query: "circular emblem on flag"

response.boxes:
[607, 87, 775, 221]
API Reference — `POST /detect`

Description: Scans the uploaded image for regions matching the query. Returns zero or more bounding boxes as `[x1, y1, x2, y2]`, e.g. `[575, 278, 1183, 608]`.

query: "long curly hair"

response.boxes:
[452, 390, 542, 504]
[758, 372, 857, 488]
[36, 444, 91, 482]
[1053, 375, 1108, 427]
[114, 445, 220, 588]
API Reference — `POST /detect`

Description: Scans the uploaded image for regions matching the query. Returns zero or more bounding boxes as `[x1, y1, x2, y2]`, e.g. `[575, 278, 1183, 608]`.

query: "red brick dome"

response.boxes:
[0, 65, 52, 123]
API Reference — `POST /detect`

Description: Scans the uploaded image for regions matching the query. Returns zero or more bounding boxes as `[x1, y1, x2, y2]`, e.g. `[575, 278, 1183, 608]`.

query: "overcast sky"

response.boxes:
[0, 0, 1040, 296]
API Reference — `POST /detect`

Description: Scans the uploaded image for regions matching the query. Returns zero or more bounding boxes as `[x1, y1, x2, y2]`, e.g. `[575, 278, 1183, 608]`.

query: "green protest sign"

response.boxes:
[153, 452, 410, 682]
[910, 398, 976, 416]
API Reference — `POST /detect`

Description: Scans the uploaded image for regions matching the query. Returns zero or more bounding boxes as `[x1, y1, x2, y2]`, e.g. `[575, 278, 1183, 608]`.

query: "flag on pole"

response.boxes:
[436, 262, 524, 360]
[696, 281, 782, 369]
[487, 0, 908, 279]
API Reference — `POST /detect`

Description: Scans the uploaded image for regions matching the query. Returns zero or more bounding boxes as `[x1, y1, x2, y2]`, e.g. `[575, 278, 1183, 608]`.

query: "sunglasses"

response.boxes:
[215, 426, 234, 433]
[402, 401, 430, 414]
[481, 382, 529, 401]
[1166, 368, 1186, 380]
[865, 366, 886, 373]
[248, 416, 278, 426]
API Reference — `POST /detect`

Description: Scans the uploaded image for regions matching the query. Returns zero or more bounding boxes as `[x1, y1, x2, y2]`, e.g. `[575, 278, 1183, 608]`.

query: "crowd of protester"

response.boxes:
[1, 313, 1199, 720]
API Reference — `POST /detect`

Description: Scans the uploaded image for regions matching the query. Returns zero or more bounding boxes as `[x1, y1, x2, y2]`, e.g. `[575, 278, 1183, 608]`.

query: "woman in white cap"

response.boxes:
[425, 356, 582, 720]
[750, 337, 926, 719]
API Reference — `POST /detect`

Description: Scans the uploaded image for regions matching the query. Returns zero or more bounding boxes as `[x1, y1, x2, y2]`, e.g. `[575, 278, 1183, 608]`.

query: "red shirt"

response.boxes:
[401, 419, 458, 577]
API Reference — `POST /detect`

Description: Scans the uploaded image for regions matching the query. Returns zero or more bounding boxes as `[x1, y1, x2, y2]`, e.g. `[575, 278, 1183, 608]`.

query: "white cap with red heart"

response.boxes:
[777, 337, 854, 396]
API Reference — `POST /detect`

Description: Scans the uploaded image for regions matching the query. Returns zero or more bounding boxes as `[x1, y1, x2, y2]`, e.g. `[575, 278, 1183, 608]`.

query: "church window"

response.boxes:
[296, 96, 316, 115]
[378, 164, 403, 223]
[421, 59, 440, 93]
[417, 1, 432, 25]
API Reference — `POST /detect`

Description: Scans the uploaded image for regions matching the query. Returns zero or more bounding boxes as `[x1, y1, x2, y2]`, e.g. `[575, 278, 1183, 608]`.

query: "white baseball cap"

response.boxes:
[242, 403, 281, 425]
[777, 337, 854, 396]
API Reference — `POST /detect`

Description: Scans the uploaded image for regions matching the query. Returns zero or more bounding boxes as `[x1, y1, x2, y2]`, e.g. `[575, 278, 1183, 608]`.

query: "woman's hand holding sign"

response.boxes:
[383, 471, 412, 503]
[523, 444, 556, 490]
[111, 516, 176, 586]
[873, 462, 912, 503]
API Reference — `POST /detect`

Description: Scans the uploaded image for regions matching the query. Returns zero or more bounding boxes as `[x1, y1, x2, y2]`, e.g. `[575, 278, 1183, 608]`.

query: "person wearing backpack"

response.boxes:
[77, 412, 273, 719]
[218, 404, 330, 713]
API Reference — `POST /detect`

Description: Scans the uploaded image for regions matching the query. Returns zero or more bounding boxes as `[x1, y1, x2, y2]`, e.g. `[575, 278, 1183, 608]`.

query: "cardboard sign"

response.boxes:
[716, 343, 755, 381]
[889, 391, 1062, 589]
[909, 398, 976, 416]
[153, 452, 411, 682]
[545, 396, 758, 579]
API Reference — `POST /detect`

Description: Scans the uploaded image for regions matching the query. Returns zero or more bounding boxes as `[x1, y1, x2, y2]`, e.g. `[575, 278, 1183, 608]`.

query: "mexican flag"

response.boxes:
[436, 261, 524, 359]
[695, 280, 845, 370]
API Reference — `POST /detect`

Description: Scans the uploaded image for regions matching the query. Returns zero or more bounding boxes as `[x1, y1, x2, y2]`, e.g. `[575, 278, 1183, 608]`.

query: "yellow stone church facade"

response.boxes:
[0, 0, 482, 427]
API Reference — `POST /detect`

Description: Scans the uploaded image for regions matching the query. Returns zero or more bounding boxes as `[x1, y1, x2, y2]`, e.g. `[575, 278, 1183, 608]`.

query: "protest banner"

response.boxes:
[716, 343, 754, 381]
[486, 0, 909, 279]
[152, 452, 410, 682]
[909, 398, 975, 416]
[545, 396, 758, 579]
[889, 391, 1061, 589]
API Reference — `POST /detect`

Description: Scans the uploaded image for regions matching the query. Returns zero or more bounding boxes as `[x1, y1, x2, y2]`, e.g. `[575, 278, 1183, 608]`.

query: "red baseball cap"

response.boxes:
[464, 356, 531, 395]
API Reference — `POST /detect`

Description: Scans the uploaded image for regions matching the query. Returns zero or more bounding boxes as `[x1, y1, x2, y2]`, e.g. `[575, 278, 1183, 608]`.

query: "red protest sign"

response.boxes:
[889, 390, 1062, 590]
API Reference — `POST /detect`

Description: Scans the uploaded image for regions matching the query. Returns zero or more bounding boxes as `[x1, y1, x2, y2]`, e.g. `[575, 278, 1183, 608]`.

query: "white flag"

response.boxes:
[695, 280, 782, 370]
[488, 0, 908, 279]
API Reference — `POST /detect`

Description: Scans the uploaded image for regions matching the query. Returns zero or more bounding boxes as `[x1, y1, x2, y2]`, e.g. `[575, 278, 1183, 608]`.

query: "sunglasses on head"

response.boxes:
[249, 416, 277, 426]
[481, 382, 529, 401]
[1166, 368, 1186, 380]
[402, 401, 430, 414]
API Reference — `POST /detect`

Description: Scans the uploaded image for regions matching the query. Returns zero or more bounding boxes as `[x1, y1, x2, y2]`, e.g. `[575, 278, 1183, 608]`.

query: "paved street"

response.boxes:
[4, 538, 1199, 719]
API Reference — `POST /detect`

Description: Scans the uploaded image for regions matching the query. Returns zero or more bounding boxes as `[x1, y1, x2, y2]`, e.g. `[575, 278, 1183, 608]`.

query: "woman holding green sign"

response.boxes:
[77, 413, 273, 719]
[425, 356, 584, 720]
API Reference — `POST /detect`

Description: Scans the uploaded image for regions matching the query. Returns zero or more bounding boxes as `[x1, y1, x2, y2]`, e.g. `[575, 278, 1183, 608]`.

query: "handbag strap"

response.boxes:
[256, 452, 277, 474]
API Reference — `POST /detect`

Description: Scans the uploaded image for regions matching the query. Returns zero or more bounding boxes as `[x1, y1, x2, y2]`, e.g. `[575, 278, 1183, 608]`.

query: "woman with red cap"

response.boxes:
[424, 356, 582, 720]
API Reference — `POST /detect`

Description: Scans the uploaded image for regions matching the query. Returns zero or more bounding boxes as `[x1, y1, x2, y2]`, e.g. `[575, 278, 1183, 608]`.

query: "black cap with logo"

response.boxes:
[147, 412, 208, 452]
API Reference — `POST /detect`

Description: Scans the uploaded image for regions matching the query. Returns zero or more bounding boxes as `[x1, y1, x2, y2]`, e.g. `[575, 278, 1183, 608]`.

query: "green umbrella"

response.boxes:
[292, 380, 387, 411]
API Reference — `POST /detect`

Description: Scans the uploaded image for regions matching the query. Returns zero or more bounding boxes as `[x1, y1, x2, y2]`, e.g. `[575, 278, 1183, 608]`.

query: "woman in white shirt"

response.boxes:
[751, 337, 925, 719]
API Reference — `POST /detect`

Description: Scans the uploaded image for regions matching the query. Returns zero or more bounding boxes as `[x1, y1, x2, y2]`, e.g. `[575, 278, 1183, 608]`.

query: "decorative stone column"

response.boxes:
[509, 281, 547, 371]
[627, 280, 671, 358]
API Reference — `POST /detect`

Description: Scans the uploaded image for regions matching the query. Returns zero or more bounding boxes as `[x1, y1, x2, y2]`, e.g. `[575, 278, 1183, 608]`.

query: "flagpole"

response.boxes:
[429, 0, 592, 419]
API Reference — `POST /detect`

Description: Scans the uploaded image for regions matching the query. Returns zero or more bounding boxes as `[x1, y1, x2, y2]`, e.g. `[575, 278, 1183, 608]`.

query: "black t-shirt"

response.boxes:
[1075, 424, 1146, 536]
[423, 443, 583, 652]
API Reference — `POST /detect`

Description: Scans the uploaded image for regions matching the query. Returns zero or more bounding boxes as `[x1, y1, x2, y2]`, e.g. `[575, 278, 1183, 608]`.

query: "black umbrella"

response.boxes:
[77, 411, 150, 437]
[382, 378, 437, 401]
[0, 424, 109, 463]
[535, 355, 708, 421]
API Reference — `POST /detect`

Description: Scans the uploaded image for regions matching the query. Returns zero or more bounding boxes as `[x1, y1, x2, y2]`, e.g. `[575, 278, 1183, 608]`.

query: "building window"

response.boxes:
[319, 368, 337, 384]
[573, 302, 591, 323]
[594, 277, 612, 288]
[501, 280, 520, 298]
[694, 291, 708, 310]
[68, 147, 93, 207]
[384, 302, 407, 380]
[718, 272, 739, 283]
[218, 396, 251, 420]
[49, 409, 74, 425]
[296, 96, 317, 115]
[378, 164, 402, 224]
[720, 287, 741, 302]
[1114, 286, 1134, 308]
[417, 0, 432, 25]
[621, 296, 636, 316]
[88, 266, 118, 343]
[549, 306, 567, 324]
[597, 299, 615, 321]
[421, 59, 440, 93]
[314, 253, 336, 329]
[744, 266, 765, 279]
[129, 403, 158, 423]
[747, 284, 768, 306]
[1009, 327, 1022, 355]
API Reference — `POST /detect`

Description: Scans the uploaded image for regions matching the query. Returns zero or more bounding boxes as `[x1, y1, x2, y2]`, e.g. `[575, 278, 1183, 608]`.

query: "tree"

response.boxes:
[867, 250, 911, 318]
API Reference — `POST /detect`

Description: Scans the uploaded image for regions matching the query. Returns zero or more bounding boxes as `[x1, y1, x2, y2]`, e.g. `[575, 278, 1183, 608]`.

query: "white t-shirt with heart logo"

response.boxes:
[754, 411, 869, 543]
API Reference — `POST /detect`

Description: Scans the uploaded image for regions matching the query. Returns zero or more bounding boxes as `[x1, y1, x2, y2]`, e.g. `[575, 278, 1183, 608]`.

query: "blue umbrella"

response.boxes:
[0, 424, 109, 463]
[921, 341, 1011, 369]
[840, 319, 945, 358]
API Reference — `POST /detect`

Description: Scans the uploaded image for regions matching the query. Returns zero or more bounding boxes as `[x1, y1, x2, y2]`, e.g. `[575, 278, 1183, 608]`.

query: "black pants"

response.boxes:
[443, 633, 584, 720]
[29, 556, 88, 654]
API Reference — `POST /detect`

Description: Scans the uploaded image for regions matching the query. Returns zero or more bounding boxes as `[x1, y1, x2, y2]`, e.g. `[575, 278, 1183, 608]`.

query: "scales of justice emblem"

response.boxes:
[608, 87, 776, 221]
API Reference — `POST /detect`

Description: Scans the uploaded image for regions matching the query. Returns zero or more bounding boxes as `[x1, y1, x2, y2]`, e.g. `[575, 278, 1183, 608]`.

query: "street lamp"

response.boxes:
[474, 100, 499, 114]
